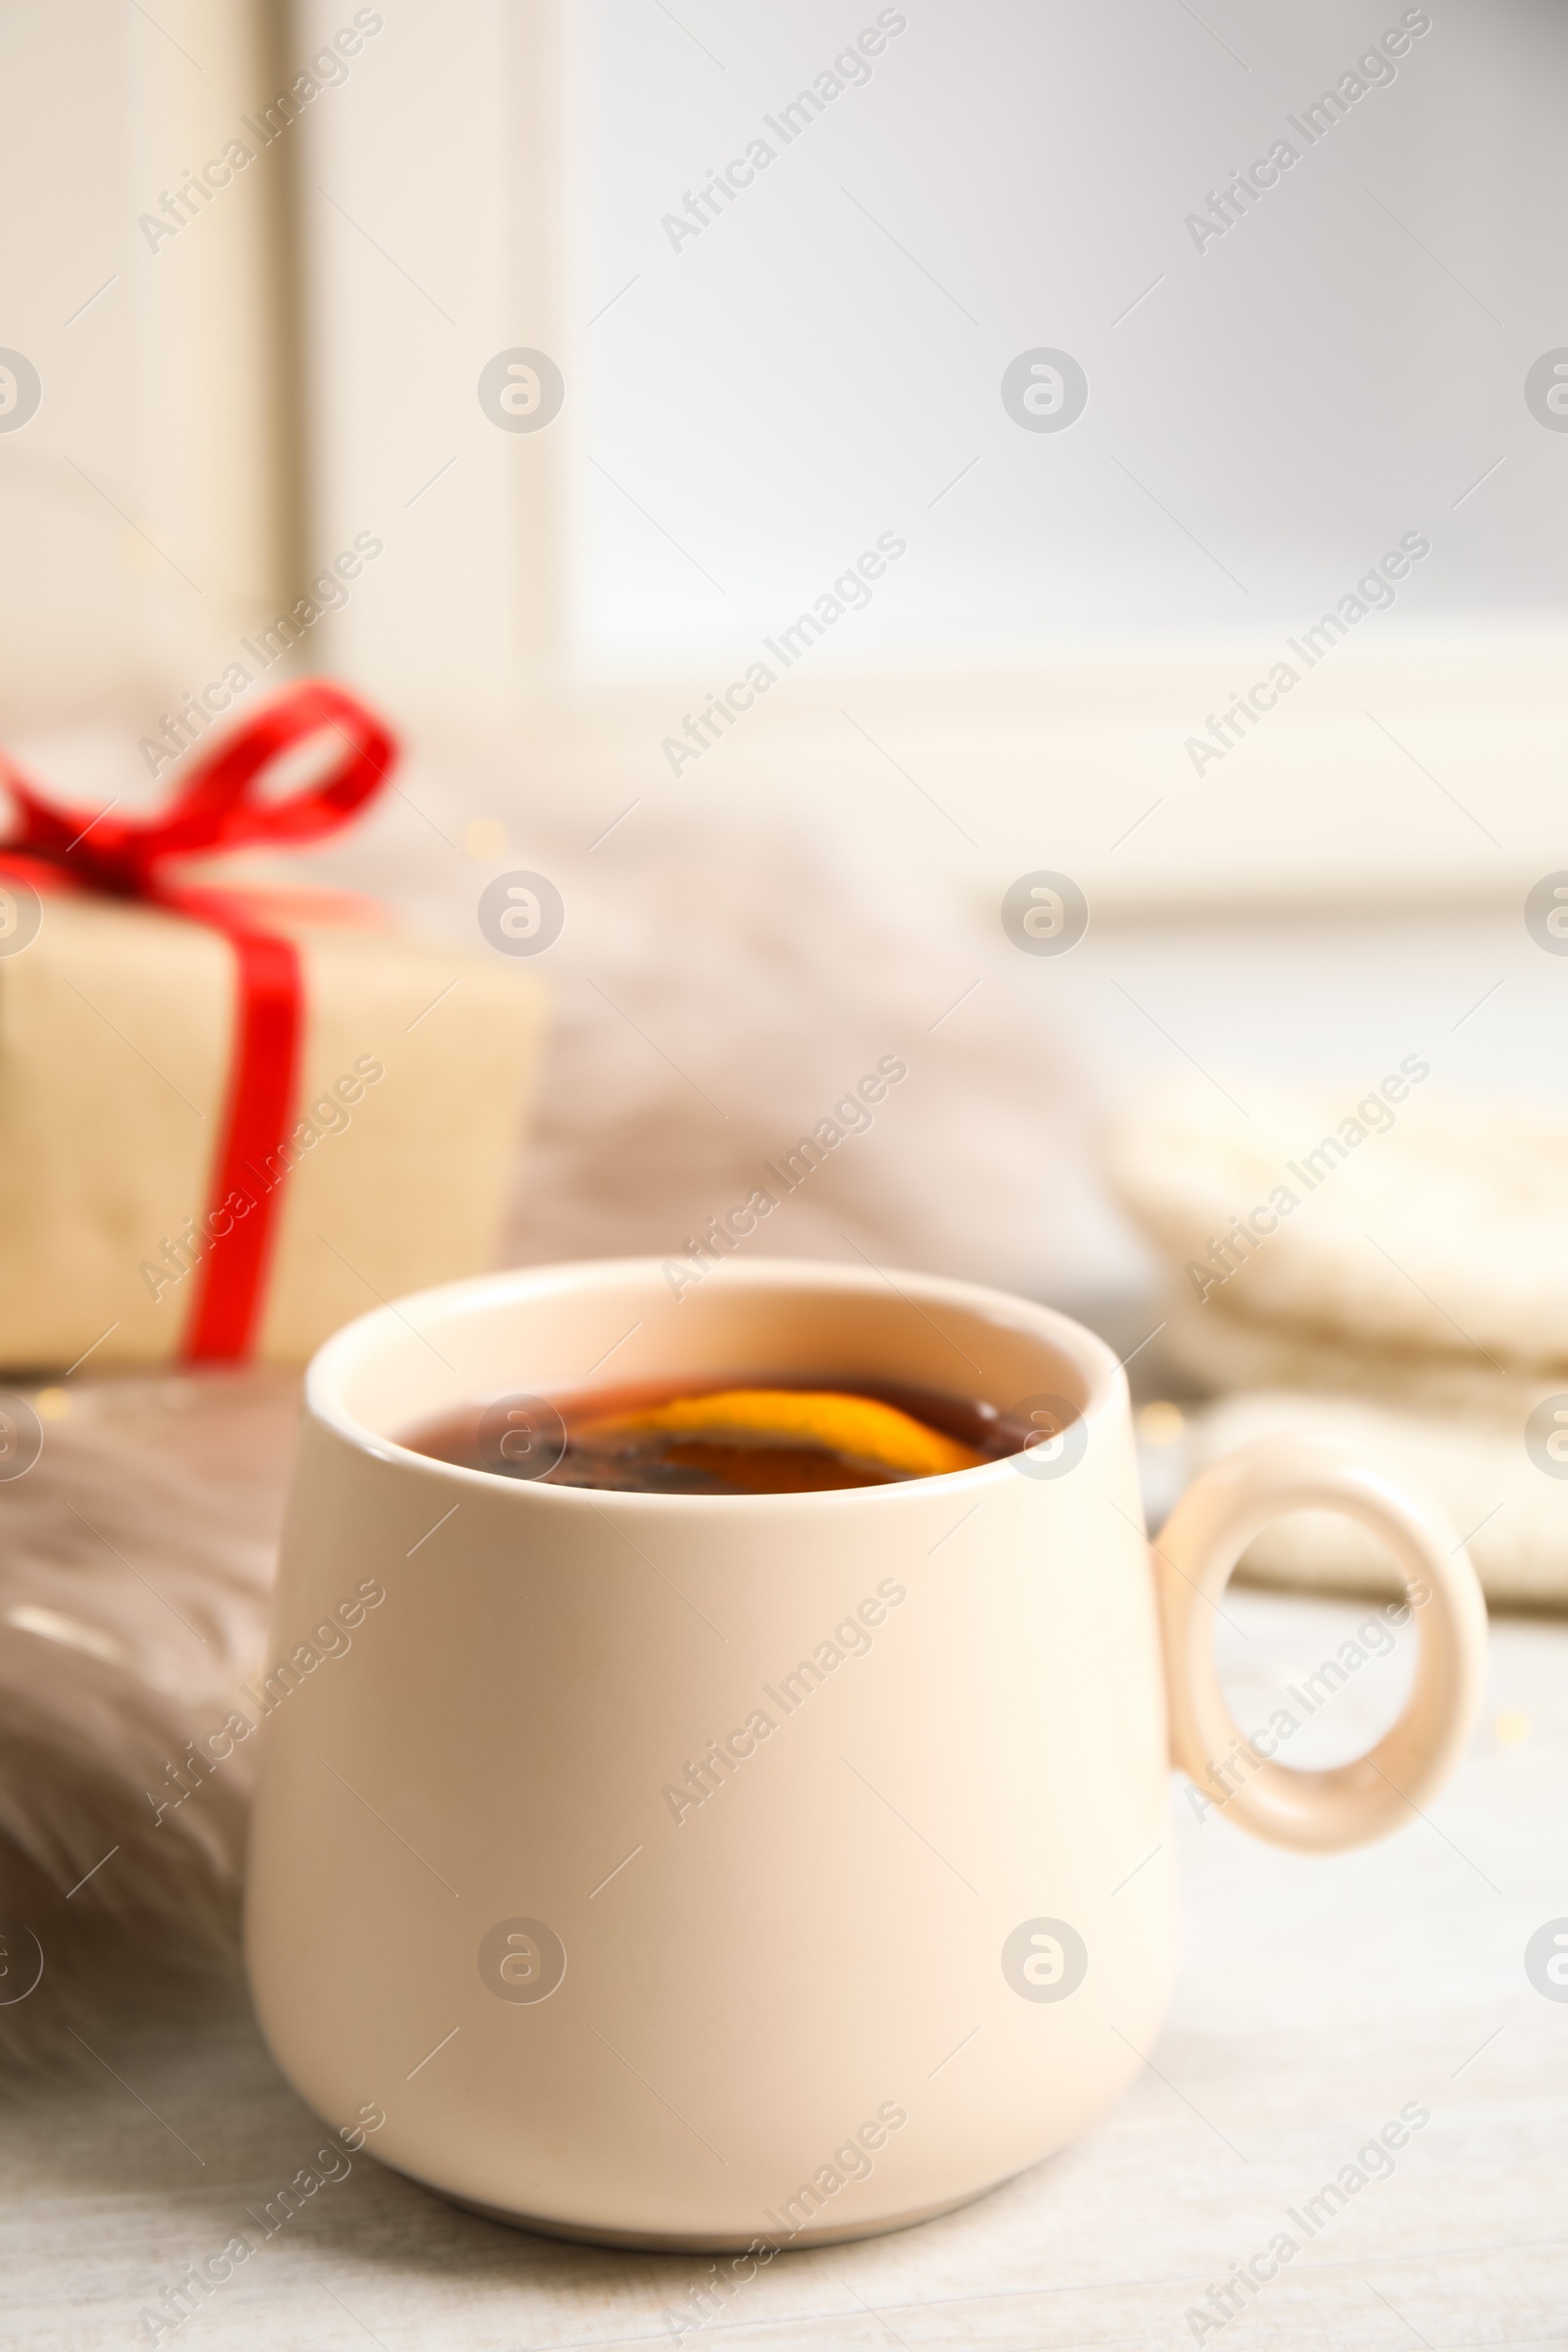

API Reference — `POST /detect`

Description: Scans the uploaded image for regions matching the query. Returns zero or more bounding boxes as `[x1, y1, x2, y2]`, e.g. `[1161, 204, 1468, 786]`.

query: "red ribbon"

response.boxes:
[0, 681, 398, 1362]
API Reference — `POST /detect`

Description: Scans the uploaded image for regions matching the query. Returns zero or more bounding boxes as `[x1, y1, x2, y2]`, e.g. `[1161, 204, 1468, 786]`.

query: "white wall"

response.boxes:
[568, 0, 1568, 669]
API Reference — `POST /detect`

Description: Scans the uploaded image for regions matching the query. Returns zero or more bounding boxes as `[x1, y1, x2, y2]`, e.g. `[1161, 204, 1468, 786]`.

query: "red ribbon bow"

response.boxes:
[0, 681, 398, 1363]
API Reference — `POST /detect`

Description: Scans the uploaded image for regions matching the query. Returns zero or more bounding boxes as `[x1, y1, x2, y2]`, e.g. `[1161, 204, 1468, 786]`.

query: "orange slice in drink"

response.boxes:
[580, 1389, 985, 1479]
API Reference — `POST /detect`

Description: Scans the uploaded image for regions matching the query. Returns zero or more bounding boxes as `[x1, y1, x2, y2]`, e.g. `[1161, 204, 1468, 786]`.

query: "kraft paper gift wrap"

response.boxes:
[0, 684, 546, 1370]
[0, 897, 544, 1369]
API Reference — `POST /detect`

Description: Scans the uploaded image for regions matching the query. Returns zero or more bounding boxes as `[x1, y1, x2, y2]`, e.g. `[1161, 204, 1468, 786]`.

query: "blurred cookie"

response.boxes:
[1186, 1389, 1568, 1608]
[1108, 1074, 1568, 1366]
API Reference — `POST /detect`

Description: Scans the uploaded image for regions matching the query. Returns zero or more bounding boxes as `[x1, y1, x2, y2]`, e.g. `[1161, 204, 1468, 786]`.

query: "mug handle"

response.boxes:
[1153, 1435, 1488, 1851]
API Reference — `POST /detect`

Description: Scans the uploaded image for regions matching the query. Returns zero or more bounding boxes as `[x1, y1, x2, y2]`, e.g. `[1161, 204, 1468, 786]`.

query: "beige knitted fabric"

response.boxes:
[1108, 1073, 1568, 1367]
[1187, 1388, 1568, 1608]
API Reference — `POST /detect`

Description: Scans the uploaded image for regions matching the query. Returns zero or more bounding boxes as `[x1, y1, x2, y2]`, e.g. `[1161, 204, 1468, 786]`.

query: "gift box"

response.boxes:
[0, 683, 545, 1369]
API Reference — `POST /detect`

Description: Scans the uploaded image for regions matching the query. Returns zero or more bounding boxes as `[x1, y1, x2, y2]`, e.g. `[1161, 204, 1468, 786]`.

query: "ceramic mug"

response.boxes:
[246, 1257, 1487, 2250]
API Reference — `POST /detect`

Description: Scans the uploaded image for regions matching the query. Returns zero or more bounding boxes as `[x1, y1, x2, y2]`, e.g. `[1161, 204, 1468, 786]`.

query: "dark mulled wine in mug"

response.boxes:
[402, 1376, 1038, 1495]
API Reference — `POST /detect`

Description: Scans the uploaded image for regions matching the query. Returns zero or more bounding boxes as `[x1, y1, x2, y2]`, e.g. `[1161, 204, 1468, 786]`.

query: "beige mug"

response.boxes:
[246, 1256, 1487, 2250]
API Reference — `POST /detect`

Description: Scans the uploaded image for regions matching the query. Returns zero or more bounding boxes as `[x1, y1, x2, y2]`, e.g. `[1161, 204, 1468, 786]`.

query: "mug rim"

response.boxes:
[304, 1254, 1129, 1510]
